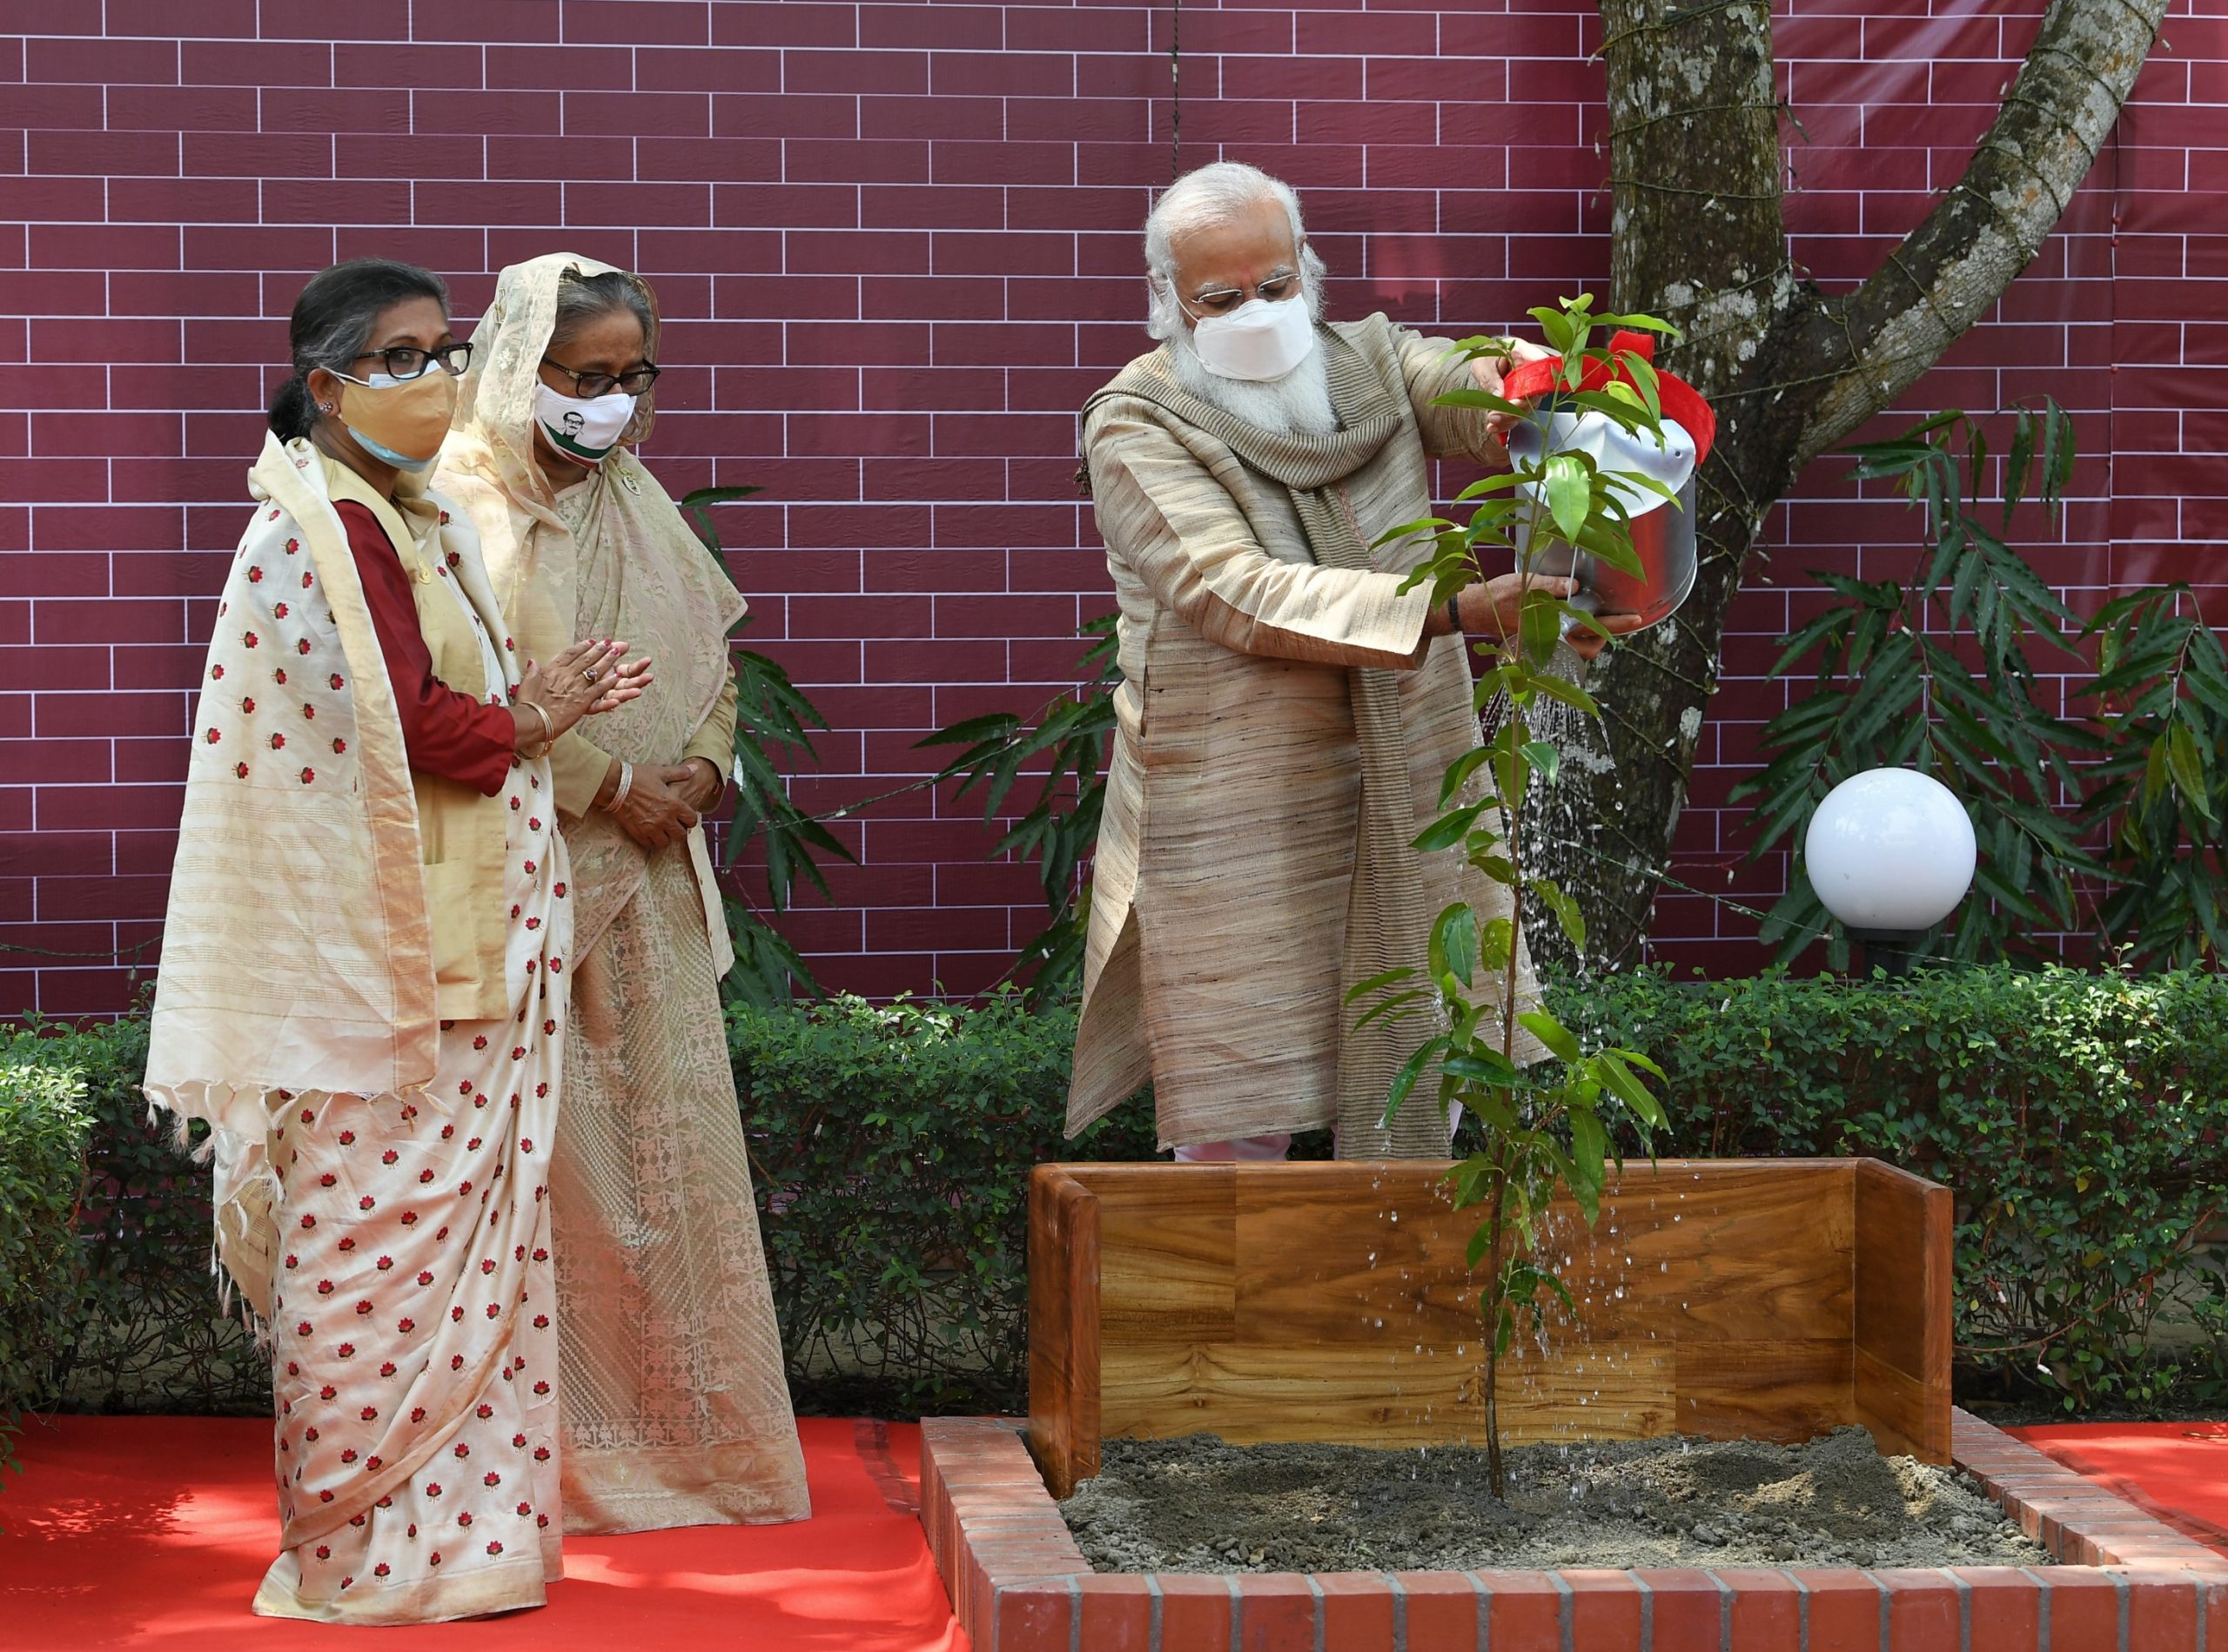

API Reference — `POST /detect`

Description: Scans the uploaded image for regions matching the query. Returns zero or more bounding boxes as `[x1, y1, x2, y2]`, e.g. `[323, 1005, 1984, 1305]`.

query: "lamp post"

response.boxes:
[1803, 769, 1977, 979]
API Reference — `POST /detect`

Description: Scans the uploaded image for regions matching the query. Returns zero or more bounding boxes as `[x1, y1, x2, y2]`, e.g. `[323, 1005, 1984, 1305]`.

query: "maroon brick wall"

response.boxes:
[1, 0, 2221, 1015]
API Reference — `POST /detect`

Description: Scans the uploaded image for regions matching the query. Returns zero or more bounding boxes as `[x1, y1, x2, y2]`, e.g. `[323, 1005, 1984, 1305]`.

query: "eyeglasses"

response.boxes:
[350, 341, 473, 380]
[1183, 272, 1303, 319]
[541, 356, 661, 399]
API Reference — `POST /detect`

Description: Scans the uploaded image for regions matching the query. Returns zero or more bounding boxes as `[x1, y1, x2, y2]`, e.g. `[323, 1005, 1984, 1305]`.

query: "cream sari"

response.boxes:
[438, 253, 809, 1535]
[148, 436, 567, 1623]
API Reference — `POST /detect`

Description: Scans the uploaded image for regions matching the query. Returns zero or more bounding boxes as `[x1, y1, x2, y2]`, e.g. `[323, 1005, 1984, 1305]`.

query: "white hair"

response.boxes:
[1143, 161, 1330, 344]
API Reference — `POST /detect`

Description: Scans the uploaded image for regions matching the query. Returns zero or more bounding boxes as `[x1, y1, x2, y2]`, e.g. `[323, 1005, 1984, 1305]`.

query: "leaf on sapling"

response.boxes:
[1529, 876, 1587, 951]
[1413, 801, 1487, 854]
[1429, 903, 1479, 989]
[1381, 1035, 1451, 1126]
[1478, 916, 1514, 971]
[1519, 591, 1562, 668]
[1518, 1010, 1580, 1064]
[1433, 386, 1534, 419]
[1542, 453, 1593, 542]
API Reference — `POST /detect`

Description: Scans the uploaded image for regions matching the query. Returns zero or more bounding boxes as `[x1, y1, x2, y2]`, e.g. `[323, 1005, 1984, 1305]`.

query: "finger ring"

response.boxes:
[583, 668, 599, 684]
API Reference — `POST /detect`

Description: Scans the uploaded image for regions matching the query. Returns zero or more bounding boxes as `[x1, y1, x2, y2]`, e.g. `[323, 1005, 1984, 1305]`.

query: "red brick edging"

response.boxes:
[921, 1410, 2228, 1651]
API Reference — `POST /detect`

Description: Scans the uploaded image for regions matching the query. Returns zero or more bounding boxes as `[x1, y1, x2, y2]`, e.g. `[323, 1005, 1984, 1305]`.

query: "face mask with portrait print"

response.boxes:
[534, 381, 637, 465]
[332, 368, 458, 471]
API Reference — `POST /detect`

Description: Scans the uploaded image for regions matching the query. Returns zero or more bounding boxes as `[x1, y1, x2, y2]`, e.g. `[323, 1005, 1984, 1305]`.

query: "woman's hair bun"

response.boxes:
[268, 373, 317, 440]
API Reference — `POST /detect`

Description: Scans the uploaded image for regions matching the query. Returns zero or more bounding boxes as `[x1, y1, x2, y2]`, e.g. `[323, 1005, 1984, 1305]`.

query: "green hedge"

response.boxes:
[1560, 964, 2228, 1412]
[7, 969, 2225, 1420]
[736, 993, 1155, 1414]
[0, 1018, 264, 1417]
[0, 1058, 92, 1434]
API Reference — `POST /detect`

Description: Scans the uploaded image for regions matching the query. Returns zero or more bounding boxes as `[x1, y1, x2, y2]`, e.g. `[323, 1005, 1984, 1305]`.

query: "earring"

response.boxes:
[320, 404, 334, 413]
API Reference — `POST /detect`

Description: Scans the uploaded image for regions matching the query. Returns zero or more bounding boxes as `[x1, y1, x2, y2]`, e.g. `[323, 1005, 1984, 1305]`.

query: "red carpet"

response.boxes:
[2008, 1420, 2228, 1556]
[0, 1414, 967, 1650]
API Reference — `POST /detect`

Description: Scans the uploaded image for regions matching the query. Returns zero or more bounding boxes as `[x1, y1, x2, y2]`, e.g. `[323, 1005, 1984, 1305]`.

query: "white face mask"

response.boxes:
[1186, 292, 1317, 383]
[534, 380, 637, 465]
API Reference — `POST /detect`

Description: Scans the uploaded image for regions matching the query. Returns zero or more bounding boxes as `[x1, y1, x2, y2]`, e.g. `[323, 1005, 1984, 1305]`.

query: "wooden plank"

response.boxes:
[1094, 1164, 1236, 1342]
[1496, 1340, 1677, 1444]
[1100, 1341, 1480, 1448]
[1853, 1346, 1936, 1461]
[1672, 1339, 1854, 1445]
[1852, 1158, 1953, 1463]
[1039, 1158, 1934, 1473]
[1026, 1166, 1102, 1498]
[1099, 1339, 1677, 1449]
[1228, 1161, 1854, 1347]
[1233, 1164, 1480, 1348]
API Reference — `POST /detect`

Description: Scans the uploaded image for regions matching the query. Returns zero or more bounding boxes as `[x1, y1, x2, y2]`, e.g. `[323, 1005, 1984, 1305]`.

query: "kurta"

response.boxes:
[1068, 313, 1547, 1152]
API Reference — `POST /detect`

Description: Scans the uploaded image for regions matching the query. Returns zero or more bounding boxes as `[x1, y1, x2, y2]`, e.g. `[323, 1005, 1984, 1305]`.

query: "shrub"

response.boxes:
[1560, 964, 2228, 1412]
[736, 992, 1156, 1415]
[15, 970, 2225, 1421]
[0, 1017, 263, 1415]
[1, 1057, 92, 1476]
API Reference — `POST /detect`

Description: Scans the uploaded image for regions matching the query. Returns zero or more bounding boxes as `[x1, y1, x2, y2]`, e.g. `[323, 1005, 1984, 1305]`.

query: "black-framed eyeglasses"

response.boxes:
[541, 356, 661, 399]
[349, 341, 473, 381]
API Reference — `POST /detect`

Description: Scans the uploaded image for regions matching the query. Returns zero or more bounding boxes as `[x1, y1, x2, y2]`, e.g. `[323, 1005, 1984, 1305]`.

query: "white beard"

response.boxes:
[1166, 323, 1339, 436]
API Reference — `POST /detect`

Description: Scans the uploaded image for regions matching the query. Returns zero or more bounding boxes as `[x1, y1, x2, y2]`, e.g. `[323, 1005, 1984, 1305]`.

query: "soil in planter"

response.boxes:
[1062, 1427, 2050, 1573]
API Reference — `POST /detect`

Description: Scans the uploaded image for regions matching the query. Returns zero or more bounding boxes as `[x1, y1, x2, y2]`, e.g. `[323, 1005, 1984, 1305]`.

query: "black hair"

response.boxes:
[267, 259, 451, 440]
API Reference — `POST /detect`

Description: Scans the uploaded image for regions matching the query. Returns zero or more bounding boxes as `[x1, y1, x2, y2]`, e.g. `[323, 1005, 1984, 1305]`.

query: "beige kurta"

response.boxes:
[1068, 313, 1546, 1152]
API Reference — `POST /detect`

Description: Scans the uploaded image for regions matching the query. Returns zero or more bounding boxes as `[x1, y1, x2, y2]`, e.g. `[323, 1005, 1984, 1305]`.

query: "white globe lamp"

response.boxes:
[1803, 768, 1976, 977]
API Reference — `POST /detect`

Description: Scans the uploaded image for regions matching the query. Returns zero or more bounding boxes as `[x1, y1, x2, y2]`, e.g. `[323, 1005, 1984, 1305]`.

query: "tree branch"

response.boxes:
[1798, 0, 2170, 463]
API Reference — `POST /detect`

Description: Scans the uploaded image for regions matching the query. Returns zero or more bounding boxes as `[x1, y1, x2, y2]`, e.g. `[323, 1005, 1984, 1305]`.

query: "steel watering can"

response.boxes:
[1499, 332, 1716, 634]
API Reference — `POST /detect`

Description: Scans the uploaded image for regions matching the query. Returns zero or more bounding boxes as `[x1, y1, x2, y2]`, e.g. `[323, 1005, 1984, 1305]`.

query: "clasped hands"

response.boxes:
[514, 637, 653, 751]
[511, 638, 715, 850]
[601, 755, 724, 851]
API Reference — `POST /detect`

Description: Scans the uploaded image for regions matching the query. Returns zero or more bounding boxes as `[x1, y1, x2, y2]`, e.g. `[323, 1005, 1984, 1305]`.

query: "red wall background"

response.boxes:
[0, 0, 2220, 1016]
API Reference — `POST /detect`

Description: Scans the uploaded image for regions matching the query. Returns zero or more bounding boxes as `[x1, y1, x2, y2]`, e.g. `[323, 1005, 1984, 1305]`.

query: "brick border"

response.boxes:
[921, 1410, 2228, 1651]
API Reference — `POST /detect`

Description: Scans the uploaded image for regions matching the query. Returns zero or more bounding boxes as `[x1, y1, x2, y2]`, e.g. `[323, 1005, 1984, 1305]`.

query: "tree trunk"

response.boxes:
[1525, 0, 2170, 972]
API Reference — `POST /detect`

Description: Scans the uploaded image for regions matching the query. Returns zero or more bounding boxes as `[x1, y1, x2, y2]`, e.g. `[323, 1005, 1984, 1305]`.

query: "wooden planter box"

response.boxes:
[1026, 1158, 1951, 1500]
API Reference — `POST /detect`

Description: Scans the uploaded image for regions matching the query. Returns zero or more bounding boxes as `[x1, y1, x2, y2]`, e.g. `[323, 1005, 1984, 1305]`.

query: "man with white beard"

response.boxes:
[1064, 161, 1638, 1164]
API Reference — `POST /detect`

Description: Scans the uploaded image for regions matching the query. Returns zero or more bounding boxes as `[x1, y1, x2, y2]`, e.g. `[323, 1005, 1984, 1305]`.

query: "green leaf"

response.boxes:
[1528, 876, 1587, 951]
[1543, 453, 1592, 542]
[2166, 715, 2214, 820]
[1529, 306, 1576, 353]
[1443, 1048, 1520, 1085]
[1433, 386, 1532, 419]
[1345, 966, 1417, 1005]
[1413, 801, 1487, 854]
[1527, 671, 1601, 719]
[2005, 407, 2035, 527]
[1567, 1108, 1608, 1201]
[1518, 1010, 1580, 1063]
[1520, 739, 1560, 789]
[1382, 1036, 1451, 1126]
[1519, 591, 1562, 668]
[1429, 903, 1479, 989]
[1598, 1052, 1667, 1126]
[1438, 743, 1496, 808]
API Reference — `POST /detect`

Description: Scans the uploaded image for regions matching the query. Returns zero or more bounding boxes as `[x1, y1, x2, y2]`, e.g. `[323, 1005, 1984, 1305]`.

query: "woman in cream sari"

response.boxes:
[438, 253, 809, 1534]
[145, 259, 647, 1623]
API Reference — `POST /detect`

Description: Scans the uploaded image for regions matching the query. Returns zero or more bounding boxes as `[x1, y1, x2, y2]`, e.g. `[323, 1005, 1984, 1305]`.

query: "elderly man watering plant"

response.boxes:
[1064, 161, 1643, 1164]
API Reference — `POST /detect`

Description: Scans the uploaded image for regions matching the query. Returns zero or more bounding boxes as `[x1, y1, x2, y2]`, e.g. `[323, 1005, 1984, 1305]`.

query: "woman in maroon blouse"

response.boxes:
[149, 258, 652, 1625]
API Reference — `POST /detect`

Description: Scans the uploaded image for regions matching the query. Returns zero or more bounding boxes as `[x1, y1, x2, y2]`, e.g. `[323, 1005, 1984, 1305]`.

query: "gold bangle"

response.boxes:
[516, 699, 554, 755]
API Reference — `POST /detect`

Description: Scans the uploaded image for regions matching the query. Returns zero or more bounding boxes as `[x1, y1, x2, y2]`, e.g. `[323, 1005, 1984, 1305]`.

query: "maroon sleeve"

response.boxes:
[334, 500, 517, 798]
